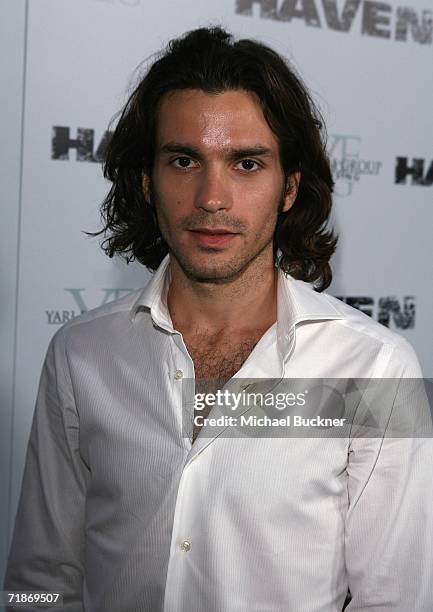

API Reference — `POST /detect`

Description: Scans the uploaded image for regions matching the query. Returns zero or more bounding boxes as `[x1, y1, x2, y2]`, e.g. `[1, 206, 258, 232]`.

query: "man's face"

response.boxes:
[146, 88, 298, 283]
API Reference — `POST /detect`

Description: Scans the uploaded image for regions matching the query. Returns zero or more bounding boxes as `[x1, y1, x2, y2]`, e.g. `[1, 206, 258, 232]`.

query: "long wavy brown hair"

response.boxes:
[90, 26, 337, 291]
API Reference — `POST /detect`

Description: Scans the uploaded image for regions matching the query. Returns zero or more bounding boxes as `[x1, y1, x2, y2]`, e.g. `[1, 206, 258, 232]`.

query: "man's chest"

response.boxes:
[183, 331, 265, 382]
[181, 330, 270, 442]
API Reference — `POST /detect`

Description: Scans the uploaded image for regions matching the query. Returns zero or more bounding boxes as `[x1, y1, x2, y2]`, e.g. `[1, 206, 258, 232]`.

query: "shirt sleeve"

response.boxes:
[3, 326, 89, 612]
[344, 338, 433, 610]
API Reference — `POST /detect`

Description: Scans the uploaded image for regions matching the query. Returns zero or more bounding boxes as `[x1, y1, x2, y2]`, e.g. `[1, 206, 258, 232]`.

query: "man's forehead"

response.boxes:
[156, 88, 279, 150]
[159, 140, 275, 158]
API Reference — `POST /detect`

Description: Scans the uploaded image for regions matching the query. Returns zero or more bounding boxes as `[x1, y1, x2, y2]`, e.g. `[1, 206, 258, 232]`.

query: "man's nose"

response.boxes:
[194, 166, 232, 212]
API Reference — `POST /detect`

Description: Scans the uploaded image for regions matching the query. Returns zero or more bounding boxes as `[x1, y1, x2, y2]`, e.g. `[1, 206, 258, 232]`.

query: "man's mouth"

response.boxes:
[188, 227, 239, 246]
[189, 227, 237, 234]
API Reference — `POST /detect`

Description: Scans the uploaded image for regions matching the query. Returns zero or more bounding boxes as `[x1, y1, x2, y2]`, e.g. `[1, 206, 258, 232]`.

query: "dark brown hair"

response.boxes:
[91, 26, 337, 291]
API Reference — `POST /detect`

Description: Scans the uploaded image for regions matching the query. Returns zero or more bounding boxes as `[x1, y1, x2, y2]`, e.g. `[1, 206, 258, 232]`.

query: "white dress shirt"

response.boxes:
[4, 254, 433, 611]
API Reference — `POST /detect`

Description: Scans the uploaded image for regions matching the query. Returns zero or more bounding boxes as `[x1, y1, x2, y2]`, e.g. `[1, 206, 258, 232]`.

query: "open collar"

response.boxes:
[130, 254, 344, 359]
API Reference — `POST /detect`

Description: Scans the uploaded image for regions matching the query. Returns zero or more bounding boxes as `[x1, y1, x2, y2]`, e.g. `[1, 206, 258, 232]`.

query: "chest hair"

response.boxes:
[185, 332, 264, 442]
[190, 337, 259, 382]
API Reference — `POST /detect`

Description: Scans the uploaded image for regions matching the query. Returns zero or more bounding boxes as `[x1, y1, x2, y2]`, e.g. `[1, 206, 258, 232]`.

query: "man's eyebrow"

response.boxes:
[226, 146, 274, 160]
[159, 142, 203, 159]
[158, 142, 274, 160]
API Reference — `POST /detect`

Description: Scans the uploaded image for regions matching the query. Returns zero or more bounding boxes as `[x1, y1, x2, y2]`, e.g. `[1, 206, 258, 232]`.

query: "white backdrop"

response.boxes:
[2, 0, 432, 590]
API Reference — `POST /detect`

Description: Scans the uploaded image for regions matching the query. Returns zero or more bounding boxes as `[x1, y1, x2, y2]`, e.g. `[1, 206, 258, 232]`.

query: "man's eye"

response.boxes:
[172, 157, 196, 169]
[237, 159, 259, 172]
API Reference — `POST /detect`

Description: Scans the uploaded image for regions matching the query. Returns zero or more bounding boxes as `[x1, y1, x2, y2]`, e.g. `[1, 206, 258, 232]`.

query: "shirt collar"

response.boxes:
[130, 253, 344, 358]
[130, 254, 173, 332]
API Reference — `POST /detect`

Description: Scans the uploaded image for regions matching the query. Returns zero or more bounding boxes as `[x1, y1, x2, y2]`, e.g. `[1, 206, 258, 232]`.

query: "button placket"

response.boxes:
[179, 539, 191, 552]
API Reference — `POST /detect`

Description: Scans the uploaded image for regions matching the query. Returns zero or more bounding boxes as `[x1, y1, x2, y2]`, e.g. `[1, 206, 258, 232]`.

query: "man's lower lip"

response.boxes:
[189, 231, 238, 246]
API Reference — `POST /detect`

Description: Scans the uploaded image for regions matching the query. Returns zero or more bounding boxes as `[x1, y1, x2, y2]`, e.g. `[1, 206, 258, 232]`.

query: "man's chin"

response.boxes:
[172, 254, 250, 284]
[168, 237, 274, 284]
[181, 264, 244, 284]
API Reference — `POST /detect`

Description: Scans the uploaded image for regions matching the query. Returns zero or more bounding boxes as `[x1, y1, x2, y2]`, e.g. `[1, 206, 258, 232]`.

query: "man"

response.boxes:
[4, 27, 433, 611]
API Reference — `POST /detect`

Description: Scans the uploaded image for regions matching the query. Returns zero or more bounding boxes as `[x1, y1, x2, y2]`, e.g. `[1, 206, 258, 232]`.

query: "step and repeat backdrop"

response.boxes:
[1, 0, 432, 587]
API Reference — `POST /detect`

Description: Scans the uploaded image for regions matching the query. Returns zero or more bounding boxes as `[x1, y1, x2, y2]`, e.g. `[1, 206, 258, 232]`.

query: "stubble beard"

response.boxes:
[152, 184, 285, 285]
[167, 231, 275, 285]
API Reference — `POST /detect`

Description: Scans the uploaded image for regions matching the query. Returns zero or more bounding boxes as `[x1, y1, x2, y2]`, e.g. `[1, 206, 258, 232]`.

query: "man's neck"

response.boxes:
[166, 253, 278, 336]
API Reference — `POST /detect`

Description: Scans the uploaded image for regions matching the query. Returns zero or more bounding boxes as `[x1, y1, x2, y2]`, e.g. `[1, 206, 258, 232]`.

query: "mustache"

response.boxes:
[180, 213, 246, 233]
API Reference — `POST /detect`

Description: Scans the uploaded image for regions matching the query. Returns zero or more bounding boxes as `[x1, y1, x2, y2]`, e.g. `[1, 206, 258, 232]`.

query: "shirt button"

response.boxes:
[179, 540, 191, 552]
[174, 369, 184, 380]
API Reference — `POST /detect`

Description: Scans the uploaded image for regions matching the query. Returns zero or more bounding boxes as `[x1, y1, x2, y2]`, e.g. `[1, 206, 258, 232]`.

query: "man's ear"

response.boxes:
[142, 174, 151, 202]
[281, 171, 301, 213]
